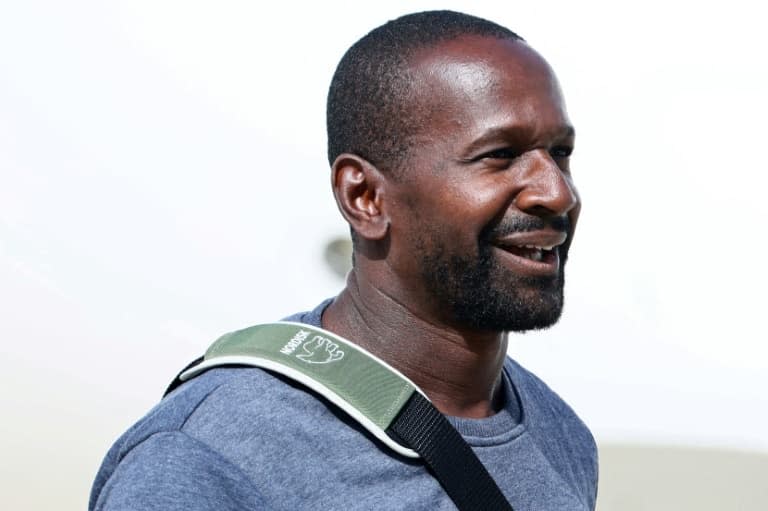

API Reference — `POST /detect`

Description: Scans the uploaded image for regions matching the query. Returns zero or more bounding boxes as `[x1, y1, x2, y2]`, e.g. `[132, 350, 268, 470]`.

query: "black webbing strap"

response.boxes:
[387, 392, 515, 511]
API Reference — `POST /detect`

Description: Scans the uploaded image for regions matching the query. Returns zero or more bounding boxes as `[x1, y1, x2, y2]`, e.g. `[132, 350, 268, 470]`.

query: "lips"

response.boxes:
[505, 244, 554, 262]
[490, 230, 567, 273]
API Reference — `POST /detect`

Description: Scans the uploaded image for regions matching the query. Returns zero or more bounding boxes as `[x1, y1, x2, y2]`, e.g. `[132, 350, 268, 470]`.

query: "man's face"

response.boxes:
[385, 36, 580, 333]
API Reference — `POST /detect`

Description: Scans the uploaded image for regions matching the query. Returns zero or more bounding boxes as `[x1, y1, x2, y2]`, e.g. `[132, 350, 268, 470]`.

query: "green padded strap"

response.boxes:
[179, 321, 421, 458]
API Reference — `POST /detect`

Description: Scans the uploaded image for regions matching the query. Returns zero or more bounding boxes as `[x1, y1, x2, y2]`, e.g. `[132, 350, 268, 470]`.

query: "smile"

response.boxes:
[490, 231, 567, 274]
[509, 245, 556, 262]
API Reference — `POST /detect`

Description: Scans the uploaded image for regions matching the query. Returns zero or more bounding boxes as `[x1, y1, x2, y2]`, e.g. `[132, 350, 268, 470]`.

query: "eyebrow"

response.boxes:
[461, 125, 576, 157]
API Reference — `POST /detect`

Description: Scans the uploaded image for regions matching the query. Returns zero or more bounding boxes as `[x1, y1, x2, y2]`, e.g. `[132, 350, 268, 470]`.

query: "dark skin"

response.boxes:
[323, 36, 580, 419]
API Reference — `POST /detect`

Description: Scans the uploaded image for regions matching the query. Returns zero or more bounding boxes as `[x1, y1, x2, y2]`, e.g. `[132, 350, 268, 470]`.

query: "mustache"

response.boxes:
[482, 215, 570, 241]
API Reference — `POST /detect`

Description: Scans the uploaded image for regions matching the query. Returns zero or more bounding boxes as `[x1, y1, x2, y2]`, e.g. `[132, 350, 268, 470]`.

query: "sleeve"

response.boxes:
[92, 431, 269, 511]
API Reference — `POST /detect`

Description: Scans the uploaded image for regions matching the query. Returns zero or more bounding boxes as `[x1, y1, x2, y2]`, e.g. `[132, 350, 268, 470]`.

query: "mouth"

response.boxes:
[499, 244, 558, 263]
[490, 231, 567, 275]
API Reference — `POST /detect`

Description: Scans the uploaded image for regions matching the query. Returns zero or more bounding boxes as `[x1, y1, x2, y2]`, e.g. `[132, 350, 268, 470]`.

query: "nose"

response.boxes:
[513, 149, 579, 217]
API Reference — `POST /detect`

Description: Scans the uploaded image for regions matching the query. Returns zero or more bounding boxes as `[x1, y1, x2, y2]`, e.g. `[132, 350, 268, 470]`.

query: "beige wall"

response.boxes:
[597, 444, 768, 510]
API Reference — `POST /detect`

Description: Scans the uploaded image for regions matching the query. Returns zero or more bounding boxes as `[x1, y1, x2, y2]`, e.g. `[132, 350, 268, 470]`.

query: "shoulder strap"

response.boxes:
[165, 322, 514, 511]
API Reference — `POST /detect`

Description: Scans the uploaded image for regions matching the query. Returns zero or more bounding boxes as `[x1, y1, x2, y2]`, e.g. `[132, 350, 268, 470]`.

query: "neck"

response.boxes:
[322, 271, 508, 418]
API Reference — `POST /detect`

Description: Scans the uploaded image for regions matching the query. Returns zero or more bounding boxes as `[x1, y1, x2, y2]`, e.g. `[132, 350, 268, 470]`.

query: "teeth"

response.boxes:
[525, 249, 543, 262]
[523, 243, 556, 250]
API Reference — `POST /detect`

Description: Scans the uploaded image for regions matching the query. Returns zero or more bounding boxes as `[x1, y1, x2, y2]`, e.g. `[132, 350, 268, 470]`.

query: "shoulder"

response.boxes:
[91, 362, 391, 510]
[91, 429, 268, 511]
[94, 365, 308, 459]
[504, 357, 599, 508]
[90, 368, 289, 510]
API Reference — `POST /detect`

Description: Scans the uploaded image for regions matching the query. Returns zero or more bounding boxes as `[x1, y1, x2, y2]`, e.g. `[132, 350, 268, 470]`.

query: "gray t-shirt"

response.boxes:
[90, 301, 598, 510]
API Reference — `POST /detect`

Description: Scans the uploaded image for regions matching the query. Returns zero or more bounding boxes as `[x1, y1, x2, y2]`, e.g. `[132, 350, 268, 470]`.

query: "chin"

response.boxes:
[452, 278, 565, 333]
[418, 236, 568, 333]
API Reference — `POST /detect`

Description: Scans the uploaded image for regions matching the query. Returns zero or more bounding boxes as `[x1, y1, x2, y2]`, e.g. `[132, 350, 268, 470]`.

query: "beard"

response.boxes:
[419, 216, 570, 332]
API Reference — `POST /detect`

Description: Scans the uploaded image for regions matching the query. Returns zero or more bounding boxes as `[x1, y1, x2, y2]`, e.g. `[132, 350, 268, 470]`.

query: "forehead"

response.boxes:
[407, 36, 569, 140]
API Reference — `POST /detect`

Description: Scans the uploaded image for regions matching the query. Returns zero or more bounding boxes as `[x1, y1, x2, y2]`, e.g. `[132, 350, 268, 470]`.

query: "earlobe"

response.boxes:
[332, 154, 390, 241]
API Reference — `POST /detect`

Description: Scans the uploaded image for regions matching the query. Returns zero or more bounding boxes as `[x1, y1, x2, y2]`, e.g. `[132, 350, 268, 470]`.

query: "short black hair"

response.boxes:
[326, 10, 523, 175]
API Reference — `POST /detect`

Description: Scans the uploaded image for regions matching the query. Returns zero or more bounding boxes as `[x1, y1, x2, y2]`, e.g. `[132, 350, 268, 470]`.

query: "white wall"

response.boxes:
[1, 1, 766, 509]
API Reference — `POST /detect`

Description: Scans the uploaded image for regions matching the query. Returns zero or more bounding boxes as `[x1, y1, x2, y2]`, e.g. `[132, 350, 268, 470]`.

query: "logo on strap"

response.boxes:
[280, 329, 345, 364]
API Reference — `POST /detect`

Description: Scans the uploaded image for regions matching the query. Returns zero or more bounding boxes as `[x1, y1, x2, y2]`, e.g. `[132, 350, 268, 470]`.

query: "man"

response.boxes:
[90, 10, 597, 511]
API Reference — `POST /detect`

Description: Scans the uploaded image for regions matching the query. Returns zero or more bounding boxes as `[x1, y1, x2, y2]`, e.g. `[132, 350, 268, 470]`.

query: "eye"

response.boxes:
[550, 145, 573, 158]
[477, 147, 519, 161]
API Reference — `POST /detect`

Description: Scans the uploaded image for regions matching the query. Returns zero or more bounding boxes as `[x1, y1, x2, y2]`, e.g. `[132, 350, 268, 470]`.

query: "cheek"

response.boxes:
[446, 178, 513, 230]
[430, 187, 493, 234]
[392, 174, 509, 246]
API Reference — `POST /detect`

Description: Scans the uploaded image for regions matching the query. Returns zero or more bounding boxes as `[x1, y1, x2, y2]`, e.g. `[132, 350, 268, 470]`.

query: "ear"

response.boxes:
[331, 153, 390, 241]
